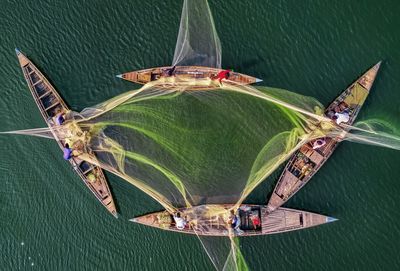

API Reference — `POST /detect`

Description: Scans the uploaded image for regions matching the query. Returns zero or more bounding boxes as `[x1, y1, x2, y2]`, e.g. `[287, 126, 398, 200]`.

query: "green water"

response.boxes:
[1, 0, 400, 270]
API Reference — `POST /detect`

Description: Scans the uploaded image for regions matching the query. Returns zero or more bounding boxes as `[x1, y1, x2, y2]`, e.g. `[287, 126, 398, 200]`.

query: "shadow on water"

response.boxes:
[239, 55, 266, 71]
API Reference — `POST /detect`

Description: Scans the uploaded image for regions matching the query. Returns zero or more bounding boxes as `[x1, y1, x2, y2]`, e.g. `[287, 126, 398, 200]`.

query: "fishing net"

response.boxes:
[76, 80, 400, 271]
[6, 80, 399, 271]
[1, 79, 327, 271]
[75, 81, 323, 210]
[78, 81, 324, 271]
[172, 0, 221, 68]
[3, 78, 400, 271]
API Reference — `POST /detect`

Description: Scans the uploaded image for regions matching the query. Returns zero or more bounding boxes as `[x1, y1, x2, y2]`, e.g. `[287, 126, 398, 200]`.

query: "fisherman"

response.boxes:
[227, 209, 237, 228]
[250, 213, 260, 230]
[227, 209, 243, 235]
[63, 143, 73, 160]
[173, 212, 187, 230]
[299, 162, 313, 180]
[213, 69, 231, 83]
[312, 138, 326, 150]
[333, 111, 350, 125]
[55, 111, 66, 125]
[163, 66, 177, 77]
[227, 209, 240, 231]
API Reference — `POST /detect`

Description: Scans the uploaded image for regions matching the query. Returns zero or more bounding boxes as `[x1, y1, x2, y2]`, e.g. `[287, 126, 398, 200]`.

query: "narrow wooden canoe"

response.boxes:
[130, 204, 337, 237]
[117, 66, 262, 90]
[266, 62, 382, 213]
[16, 49, 117, 217]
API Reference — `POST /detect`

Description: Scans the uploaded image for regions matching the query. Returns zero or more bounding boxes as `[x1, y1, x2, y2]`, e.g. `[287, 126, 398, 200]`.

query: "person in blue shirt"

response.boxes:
[63, 143, 73, 160]
[228, 209, 238, 228]
[55, 112, 65, 125]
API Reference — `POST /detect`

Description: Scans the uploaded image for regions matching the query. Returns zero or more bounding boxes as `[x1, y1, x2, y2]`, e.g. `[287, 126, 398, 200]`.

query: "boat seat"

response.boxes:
[276, 170, 299, 196]
[79, 161, 92, 172]
[47, 104, 63, 118]
[83, 167, 95, 175]
[300, 145, 324, 165]
[137, 73, 151, 83]
[30, 73, 40, 84]
[34, 82, 48, 96]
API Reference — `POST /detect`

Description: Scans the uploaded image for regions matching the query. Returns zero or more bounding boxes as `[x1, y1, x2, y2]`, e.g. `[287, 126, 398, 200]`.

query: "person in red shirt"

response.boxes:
[250, 213, 261, 229]
[213, 69, 231, 83]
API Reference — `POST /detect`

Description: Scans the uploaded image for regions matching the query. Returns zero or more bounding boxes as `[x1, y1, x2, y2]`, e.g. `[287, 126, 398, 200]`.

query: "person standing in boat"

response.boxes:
[173, 212, 187, 230]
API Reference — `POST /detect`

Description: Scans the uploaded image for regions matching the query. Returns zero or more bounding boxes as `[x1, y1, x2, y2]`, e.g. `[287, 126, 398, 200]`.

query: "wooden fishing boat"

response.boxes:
[116, 66, 262, 90]
[266, 62, 382, 213]
[131, 204, 337, 237]
[16, 49, 117, 217]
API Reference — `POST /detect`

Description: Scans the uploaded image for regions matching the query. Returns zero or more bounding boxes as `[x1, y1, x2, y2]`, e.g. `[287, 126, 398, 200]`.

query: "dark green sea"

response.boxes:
[1, 0, 400, 270]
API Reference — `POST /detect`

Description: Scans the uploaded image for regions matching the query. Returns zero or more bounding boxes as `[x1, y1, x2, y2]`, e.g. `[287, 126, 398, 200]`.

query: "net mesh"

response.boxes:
[74, 81, 324, 210]
[172, 0, 221, 68]
[3, 78, 400, 270]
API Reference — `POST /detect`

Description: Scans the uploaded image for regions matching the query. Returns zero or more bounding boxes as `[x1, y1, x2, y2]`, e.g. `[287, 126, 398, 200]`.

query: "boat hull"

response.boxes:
[117, 66, 261, 90]
[131, 204, 336, 237]
[16, 49, 117, 217]
[266, 62, 382, 213]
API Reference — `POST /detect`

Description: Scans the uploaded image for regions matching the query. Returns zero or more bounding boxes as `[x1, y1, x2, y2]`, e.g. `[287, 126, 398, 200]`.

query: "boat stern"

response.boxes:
[374, 61, 382, 70]
[261, 207, 338, 235]
[357, 61, 383, 91]
[15, 48, 30, 67]
[371, 60, 382, 77]
[326, 216, 338, 223]
[116, 70, 144, 84]
[303, 212, 337, 228]
[130, 211, 169, 228]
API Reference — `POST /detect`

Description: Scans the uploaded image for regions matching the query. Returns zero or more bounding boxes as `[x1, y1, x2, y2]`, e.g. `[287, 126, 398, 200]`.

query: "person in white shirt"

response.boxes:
[173, 212, 187, 230]
[312, 138, 326, 150]
[333, 111, 350, 125]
